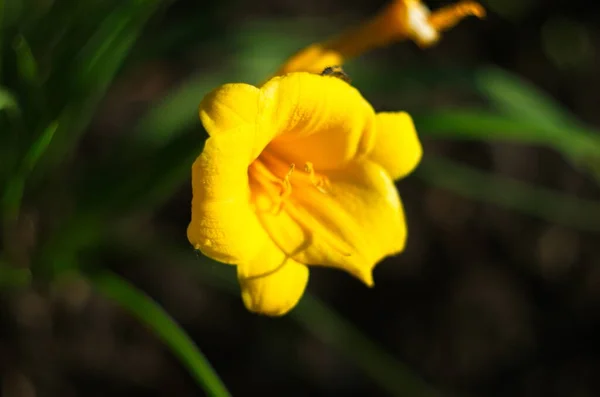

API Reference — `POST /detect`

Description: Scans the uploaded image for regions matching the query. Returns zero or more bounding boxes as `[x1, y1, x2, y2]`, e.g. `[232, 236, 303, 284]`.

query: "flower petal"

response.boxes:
[199, 83, 275, 160]
[369, 111, 422, 180]
[187, 135, 273, 264]
[274, 44, 344, 75]
[237, 240, 309, 316]
[261, 73, 377, 170]
[254, 159, 407, 285]
[189, 84, 276, 264]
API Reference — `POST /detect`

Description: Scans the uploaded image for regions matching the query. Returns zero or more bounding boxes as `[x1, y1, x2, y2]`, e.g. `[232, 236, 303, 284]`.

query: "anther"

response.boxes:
[281, 163, 295, 196]
[272, 164, 296, 215]
[304, 162, 330, 194]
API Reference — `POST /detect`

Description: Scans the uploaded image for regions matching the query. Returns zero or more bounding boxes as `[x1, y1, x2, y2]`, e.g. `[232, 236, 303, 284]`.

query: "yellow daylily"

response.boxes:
[276, 0, 485, 75]
[188, 73, 420, 316]
[188, 0, 483, 316]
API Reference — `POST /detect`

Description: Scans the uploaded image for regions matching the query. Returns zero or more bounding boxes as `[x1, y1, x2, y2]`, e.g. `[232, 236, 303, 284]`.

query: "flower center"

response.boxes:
[248, 149, 354, 259]
[248, 149, 330, 215]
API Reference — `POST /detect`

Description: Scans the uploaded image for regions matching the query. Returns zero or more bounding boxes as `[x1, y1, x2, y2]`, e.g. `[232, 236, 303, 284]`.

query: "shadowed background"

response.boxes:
[1, 0, 600, 396]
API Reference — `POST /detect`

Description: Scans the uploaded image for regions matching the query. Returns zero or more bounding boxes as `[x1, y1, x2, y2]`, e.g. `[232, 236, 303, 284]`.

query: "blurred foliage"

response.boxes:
[1, 0, 600, 396]
[92, 269, 231, 397]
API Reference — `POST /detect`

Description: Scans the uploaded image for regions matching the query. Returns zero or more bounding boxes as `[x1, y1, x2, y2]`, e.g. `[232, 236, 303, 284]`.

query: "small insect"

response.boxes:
[320, 65, 351, 83]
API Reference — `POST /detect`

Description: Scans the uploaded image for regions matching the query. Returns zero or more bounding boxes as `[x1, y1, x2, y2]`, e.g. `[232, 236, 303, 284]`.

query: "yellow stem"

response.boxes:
[322, 1, 409, 60]
[275, 0, 486, 76]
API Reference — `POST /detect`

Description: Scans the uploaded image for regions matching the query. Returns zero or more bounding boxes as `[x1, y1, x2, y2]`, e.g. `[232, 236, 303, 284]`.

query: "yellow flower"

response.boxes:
[188, 73, 421, 316]
[187, 0, 483, 316]
[277, 0, 485, 75]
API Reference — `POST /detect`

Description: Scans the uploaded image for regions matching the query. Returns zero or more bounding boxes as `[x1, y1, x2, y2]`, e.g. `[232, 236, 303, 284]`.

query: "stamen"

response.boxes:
[428, 1, 485, 32]
[272, 163, 295, 215]
[304, 162, 330, 194]
[280, 163, 295, 197]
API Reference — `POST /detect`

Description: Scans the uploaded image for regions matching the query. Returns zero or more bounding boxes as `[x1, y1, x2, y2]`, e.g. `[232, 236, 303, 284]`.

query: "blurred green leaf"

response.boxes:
[42, 0, 166, 174]
[132, 2, 223, 60]
[0, 0, 22, 29]
[80, 128, 202, 217]
[133, 74, 219, 147]
[37, 128, 202, 277]
[91, 270, 231, 397]
[415, 108, 600, 180]
[0, 86, 19, 115]
[416, 156, 600, 231]
[20, 120, 57, 176]
[0, 260, 31, 288]
[415, 109, 600, 154]
[474, 67, 600, 178]
[0, 87, 21, 194]
[232, 19, 330, 84]
[292, 296, 438, 397]
[111, 235, 440, 397]
[475, 67, 578, 129]
[415, 109, 558, 145]
[12, 34, 39, 85]
[0, 1, 4, 79]
[2, 121, 57, 219]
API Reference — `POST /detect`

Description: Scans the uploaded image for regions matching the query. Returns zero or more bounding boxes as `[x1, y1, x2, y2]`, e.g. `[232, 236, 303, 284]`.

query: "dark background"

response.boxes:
[2, 0, 600, 396]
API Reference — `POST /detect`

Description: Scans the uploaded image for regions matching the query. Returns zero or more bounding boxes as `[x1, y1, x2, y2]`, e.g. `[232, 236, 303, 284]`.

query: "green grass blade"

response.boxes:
[12, 34, 39, 86]
[91, 270, 231, 397]
[21, 120, 57, 175]
[292, 295, 438, 397]
[113, 236, 441, 397]
[475, 67, 578, 129]
[192, 259, 438, 397]
[416, 156, 600, 231]
[2, 121, 57, 219]
[42, 0, 165, 173]
[414, 109, 600, 181]
[414, 109, 559, 145]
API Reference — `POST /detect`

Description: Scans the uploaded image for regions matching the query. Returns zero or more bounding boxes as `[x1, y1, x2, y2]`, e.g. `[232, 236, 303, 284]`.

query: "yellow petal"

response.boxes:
[187, 135, 272, 264]
[428, 1, 486, 35]
[274, 44, 344, 76]
[369, 111, 422, 180]
[255, 160, 407, 285]
[237, 240, 309, 316]
[199, 83, 274, 160]
[261, 73, 377, 170]
[189, 84, 275, 264]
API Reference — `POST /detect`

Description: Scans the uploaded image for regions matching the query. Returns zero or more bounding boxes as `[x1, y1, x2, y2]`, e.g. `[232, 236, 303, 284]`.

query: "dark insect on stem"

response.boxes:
[321, 66, 351, 83]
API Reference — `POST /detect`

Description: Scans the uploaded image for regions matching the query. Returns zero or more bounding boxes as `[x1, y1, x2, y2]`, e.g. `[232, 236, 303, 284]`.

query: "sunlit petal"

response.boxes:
[199, 82, 275, 160]
[254, 160, 407, 285]
[238, 241, 309, 316]
[369, 111, 422, 180]
[262, 73, 377, 170]
[187, 134, 273, 264]
[189, 83, 282, 264]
